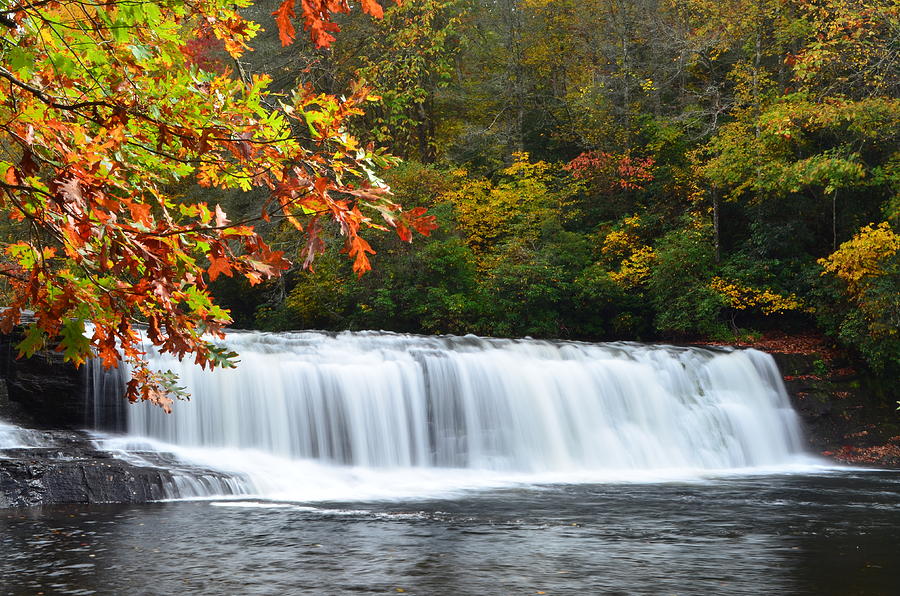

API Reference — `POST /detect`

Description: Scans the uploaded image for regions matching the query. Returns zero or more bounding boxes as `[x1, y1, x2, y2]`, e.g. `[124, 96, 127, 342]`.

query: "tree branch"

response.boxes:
[0, 66, 113, 111]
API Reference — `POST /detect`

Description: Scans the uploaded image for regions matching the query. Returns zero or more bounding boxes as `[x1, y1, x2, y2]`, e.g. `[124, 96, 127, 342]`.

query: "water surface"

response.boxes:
[3, 471, 898, 595]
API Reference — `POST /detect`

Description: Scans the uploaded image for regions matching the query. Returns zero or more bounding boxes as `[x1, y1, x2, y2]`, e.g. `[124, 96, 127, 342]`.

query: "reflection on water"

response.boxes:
[3, 472, 899, 595]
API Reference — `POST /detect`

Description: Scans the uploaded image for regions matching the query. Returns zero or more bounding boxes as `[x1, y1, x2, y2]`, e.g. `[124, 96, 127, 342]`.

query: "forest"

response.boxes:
[0, 0, 897, 402]
[217, 0, 899, 381]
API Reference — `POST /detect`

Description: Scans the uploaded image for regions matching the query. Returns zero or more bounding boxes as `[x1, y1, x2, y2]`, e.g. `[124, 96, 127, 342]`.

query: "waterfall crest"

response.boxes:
[114, 331, 806, 473]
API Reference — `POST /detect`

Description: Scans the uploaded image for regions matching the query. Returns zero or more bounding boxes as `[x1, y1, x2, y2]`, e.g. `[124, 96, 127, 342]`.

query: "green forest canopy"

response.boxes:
[232, 0, 898, 378]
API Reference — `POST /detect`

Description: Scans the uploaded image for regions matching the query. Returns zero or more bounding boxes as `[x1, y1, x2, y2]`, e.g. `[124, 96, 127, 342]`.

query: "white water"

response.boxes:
[88, 331, 823, 501]
[0, 420, 46, 453]
[0, 420, 49, 450]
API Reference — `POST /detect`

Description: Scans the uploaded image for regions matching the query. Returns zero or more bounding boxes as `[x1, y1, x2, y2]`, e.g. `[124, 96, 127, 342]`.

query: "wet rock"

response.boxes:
[0, 320, 89, 429]
[0, 317, 127, 431]
[772, 352, 900, 468]
[0, 429, 246, 509]
[0, 455, 170, 508]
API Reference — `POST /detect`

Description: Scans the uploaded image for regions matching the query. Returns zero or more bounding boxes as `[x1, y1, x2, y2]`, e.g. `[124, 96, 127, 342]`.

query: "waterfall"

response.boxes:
[105, 331, 807, 476]
[0, 420, 46, 451]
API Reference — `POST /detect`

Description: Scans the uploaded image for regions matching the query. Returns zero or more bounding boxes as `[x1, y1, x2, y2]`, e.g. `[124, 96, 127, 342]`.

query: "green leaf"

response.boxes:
[16, 325, 46, 359]
[50, 53, 78, 77]
[59, 319, 91, 365]
[130, 44, 154, 62]
[207, 344, 239, 368]
[6, 46, 33, 77]
[111, 20, 131, 43]
[143, 2, 163, 25]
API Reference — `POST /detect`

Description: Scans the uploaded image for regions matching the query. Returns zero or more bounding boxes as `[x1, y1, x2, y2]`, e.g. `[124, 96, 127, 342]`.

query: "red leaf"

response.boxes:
[208, 254, 233, 281]
[395, 221, 412, 243]
[302, 216, 326, 269]
[360, 0, 384, 19]
[272, 0, 297, 46]
[407, 207, 437, 236]
[147, 315, 162, 343]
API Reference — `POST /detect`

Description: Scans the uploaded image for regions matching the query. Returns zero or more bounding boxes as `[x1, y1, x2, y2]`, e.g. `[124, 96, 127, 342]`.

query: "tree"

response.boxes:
[330, 0, 465, 162]
[818, 222, 900, 373]
[647, 217, 726, 337]
[0, 0, 435, 410]
[442, 152, 577, 257]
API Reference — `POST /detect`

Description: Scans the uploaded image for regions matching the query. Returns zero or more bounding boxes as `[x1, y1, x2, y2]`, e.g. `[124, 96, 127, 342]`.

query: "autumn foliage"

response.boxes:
[165, 0, 896, 398]
[565, 152, 654, 192]
[0, 0, 432, 410]
[273, 0, 392, 48]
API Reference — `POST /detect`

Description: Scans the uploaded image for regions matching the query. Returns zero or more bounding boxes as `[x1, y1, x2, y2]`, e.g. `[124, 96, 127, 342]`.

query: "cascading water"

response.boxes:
[89, 331, 817, 500]
[0, 420, 46, 452]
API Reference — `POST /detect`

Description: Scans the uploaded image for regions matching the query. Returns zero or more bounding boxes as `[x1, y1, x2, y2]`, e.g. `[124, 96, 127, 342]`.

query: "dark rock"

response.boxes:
[1, 456, 169, 508]
[1, 428, 247, 509]
[0, 319, 89, 429]
[0, 343, 85, 429]
[772, 352, 900, 468]
[0, 319, 127, 431]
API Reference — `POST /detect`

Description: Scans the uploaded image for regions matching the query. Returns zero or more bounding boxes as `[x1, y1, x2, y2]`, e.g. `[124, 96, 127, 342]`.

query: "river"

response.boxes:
[2, 331, 898, 593]
[3, 471, 899, 594]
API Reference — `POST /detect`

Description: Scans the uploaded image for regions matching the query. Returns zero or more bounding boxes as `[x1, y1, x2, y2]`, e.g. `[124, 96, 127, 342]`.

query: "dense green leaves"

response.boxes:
[235, 0, 897, 379]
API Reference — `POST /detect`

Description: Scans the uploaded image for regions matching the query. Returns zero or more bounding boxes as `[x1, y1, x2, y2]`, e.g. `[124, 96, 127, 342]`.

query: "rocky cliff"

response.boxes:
[775, 352, 900, 468]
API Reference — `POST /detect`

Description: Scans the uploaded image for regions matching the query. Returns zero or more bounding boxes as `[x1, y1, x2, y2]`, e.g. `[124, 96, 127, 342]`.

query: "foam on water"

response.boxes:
[0, 420, 45, 453]
[84, 331, 827, 501]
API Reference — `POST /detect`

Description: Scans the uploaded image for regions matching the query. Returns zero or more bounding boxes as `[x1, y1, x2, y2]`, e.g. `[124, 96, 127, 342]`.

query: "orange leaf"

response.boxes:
[128, 202, 153, 225]
[208, 254, 233, 281]
[272, 0, 297, 46]
[145, 387, 174, 414]
[395, 221, 412, 242]
[346, 235, 375, 276]
[222, 225, 255, 237]
[360, 0, 384, 19]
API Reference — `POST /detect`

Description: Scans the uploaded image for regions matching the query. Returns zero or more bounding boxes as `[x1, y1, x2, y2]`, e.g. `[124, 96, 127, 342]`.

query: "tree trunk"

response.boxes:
[832, 189, 838, 251]
[416, 100, 436, 164]
[713, 186, 721, 263]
